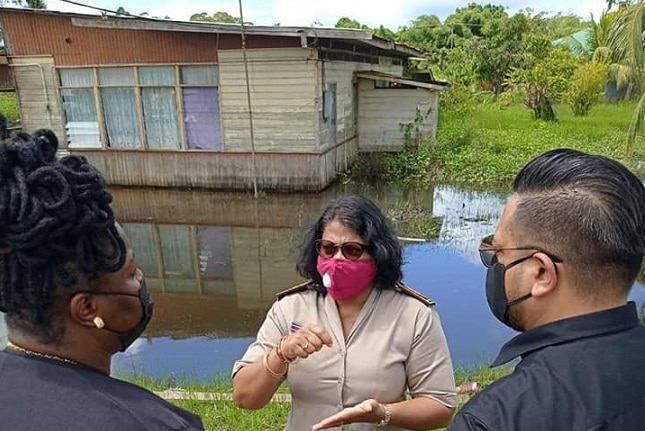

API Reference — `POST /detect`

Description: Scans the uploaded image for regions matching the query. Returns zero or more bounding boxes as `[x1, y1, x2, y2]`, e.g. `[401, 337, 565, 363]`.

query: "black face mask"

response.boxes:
[79, 280, 155, 352]
[485, 255, 533, 330]
[113, 280, 154, 352]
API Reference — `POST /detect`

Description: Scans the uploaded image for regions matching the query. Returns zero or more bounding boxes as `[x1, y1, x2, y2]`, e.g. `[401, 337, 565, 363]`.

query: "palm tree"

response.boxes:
[608, 0, 645, 155]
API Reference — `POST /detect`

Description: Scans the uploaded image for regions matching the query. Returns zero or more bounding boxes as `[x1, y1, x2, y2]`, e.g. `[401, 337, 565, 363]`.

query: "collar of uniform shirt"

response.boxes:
[491, 302, 639, 367]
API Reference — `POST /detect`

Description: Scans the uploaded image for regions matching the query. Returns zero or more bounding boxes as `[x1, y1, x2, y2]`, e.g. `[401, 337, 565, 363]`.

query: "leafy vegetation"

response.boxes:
[565, 61, 610, 116]
[0, 0, 46, 8]
[0, 92, 20, 124]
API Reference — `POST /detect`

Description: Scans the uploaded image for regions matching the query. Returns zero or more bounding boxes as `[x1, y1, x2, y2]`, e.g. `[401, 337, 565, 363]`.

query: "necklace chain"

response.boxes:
[5, 342, 78, 365]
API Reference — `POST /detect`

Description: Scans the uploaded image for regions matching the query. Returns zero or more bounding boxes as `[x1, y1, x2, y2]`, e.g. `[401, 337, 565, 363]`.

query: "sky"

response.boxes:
[45, 0, 607, 29]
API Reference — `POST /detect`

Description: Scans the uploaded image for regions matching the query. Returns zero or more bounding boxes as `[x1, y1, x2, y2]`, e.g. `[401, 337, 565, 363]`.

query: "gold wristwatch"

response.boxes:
[376, 404, 392, 427]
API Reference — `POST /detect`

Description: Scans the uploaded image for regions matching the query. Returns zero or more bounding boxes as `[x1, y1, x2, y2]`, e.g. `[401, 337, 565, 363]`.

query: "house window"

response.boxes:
[181, 66, 222, 150]
[140, 66, 180, 150]
[58, 64, 221, 151]
[60, 68, 100, 148]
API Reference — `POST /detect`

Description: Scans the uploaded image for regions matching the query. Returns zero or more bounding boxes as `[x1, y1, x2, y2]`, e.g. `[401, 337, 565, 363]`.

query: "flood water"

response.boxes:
[1, 183, 644, 381]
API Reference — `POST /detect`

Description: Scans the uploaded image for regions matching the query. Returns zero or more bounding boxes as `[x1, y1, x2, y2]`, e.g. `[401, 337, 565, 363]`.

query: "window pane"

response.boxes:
[100, 88, 141, 149]
[142, 88, 180, 149]
[99, 67, 135, 86]
[197, 227, 232, 279]
[60, 68, 94, 87]
[181, 65, 218, 85]
[140, 66, 175, 86]
[120, 223, 159, 277]
[158, 225, 194, 278]
[183, 87, 222, 150]
[61, 89, 100, 148]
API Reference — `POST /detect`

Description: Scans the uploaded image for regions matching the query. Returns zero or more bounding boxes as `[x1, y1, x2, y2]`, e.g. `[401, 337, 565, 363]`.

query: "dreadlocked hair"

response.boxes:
[0, 129, 126, 343]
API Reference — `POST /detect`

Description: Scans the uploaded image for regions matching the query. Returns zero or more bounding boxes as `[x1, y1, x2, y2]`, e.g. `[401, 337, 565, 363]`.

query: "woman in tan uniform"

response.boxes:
[232, 195, 456, 430]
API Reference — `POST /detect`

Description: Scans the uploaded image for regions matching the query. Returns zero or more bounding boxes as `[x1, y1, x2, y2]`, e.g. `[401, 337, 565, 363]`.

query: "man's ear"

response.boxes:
[69, 293, 100, 328]
[530, 252, 558, 298]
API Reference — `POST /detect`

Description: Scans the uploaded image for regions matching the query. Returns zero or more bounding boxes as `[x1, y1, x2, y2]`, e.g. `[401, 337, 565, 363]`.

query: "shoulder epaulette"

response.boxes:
[395, 281, 436, 306]
[275, 280, 316, 300]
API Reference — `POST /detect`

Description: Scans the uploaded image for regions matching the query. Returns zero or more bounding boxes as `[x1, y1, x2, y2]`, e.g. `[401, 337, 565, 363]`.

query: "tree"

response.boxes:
[335, 17, 368, 30]
[398, 14, 452, 62]
[507, 37, 578, 121]
[190, 11, 248, 24]
[608, 0, 645, 154]
[0, 0, 46, 8]
[373, 25, 397, 40]
[445, 3, 508, 38]
[468, 13, 531, 95]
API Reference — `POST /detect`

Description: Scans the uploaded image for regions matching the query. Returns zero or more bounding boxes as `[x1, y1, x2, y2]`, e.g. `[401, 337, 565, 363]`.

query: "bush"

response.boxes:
[0, 92, 20, 123]
[565, 62, 609, 116]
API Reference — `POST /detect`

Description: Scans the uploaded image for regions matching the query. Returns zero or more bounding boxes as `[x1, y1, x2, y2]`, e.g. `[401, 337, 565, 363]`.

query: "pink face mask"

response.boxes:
[316, 256, 377, 301]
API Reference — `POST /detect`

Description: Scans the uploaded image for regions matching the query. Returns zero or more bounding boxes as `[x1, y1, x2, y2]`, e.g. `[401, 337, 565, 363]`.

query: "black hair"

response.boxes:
[512, 148, 645, 293]
[0, 129, 126, 343]
[296, 194, 402, 293]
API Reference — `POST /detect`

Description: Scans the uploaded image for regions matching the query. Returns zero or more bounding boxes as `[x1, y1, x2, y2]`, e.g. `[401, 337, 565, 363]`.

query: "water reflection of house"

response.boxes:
[111, 186, 443, 338]
[0, 8, 448, 192]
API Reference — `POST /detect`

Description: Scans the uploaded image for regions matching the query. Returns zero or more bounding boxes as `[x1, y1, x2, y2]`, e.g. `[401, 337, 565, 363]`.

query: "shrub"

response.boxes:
[565, 61, 609, 116]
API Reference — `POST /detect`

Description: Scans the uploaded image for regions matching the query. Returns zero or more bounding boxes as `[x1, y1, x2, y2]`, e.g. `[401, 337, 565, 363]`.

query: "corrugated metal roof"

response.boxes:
[356, 71, 449, 91]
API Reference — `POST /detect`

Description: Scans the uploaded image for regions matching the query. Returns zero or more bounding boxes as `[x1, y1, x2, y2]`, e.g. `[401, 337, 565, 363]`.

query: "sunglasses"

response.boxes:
[316, 239, 367, 261]
[478, 234, 563, 268]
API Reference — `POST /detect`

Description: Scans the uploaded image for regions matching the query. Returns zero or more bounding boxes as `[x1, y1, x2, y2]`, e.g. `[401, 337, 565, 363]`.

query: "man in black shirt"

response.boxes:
[448, 149, 645, 431]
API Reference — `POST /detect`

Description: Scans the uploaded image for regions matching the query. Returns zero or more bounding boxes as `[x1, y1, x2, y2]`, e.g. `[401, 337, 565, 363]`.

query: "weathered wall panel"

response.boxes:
[218, 48, 318, 153]
[358, 83, 439, 152]
[11, 56, 65, 140]
[316, 59, 404, 152]
[73, 150, 324, 191]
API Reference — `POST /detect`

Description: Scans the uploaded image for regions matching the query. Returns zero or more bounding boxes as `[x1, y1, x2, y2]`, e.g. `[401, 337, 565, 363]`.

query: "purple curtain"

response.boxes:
[183, 87, 222, 150]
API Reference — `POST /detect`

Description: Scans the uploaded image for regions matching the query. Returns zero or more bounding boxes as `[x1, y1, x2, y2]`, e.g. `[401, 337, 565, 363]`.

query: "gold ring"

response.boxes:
[302, 342, 309, 350]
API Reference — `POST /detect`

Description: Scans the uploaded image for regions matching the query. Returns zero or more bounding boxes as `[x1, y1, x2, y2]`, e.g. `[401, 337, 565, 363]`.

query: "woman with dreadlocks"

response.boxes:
[0, 129, 204, 430]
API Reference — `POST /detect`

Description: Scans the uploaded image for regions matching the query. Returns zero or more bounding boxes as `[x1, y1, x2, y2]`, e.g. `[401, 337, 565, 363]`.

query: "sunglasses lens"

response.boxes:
[478, 249, 496, 267]
[342, 243, 364, 260]
[317, 240, 338, 258]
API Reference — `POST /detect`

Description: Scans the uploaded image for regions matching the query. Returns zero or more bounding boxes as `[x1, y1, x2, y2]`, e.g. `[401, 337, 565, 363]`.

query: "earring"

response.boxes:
[93, 316, 105, 329]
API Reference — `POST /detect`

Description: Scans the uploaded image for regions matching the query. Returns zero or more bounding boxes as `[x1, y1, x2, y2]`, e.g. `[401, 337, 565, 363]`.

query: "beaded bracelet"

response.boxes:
[262, 351, 286, 379]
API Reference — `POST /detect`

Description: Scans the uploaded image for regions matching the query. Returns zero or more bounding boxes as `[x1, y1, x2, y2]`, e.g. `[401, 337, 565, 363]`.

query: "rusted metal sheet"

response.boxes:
[0, 64, 14, 90]
[0, 10, 300, 66]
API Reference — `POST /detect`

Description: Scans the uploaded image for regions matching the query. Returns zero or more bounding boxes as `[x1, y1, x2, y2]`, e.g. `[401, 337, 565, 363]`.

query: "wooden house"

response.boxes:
[0, 8, 448, 191]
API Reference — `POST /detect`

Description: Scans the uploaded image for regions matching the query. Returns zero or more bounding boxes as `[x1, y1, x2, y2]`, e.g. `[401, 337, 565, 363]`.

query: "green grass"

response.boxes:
[124, 366, 514, 431]
[0, 92, 20, 123]
[345, 101, 645, 187]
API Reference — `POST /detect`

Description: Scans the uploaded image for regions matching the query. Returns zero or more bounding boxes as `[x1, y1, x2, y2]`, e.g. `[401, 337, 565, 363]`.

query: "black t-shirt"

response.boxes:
[0, 349, 205, 431]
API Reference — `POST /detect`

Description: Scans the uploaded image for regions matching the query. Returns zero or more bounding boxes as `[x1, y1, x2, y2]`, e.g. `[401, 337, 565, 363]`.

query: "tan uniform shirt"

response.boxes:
[233, 286, 457, 431]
